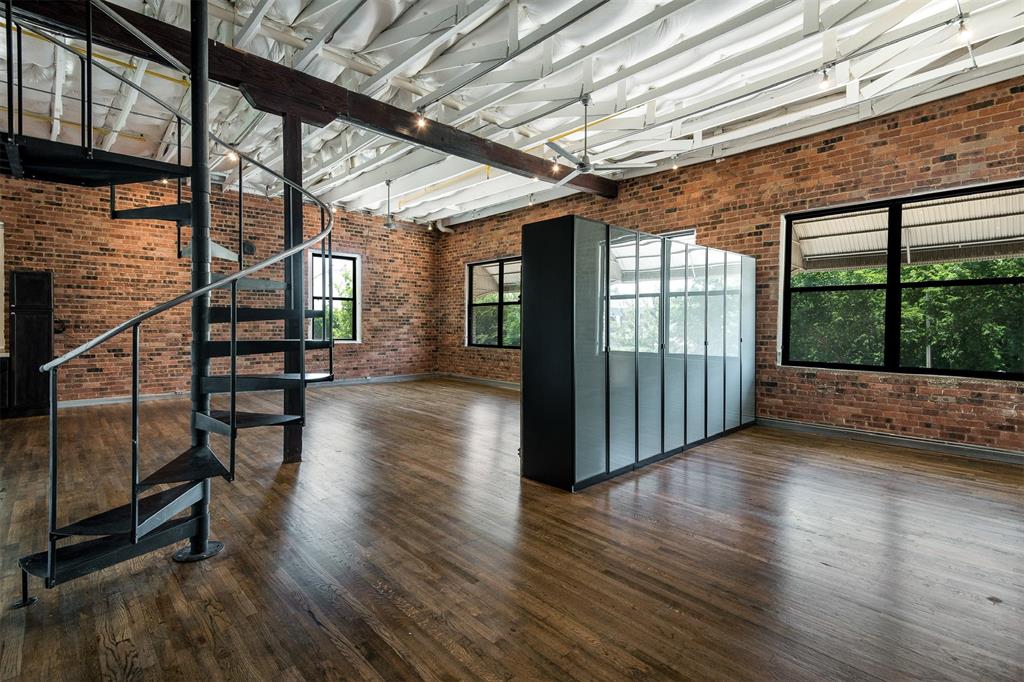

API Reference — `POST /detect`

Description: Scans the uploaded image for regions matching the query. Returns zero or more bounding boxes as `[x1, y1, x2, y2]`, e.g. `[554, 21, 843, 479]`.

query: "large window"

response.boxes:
[310, 252, 359, 342]
[467, 257, 521, 348]
[782, 180, 1024, 380]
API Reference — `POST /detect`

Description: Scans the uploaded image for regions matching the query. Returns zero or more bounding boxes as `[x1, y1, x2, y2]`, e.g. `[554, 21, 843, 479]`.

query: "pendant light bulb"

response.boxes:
[415, 107, 426, 128]
[671, 156, 679, 171]
[818, 67, 831, 90]
[957, 19, 971, 42]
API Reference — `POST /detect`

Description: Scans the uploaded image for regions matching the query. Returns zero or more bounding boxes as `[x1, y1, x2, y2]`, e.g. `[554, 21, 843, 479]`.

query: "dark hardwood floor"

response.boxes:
[1, 378, 1021, 680]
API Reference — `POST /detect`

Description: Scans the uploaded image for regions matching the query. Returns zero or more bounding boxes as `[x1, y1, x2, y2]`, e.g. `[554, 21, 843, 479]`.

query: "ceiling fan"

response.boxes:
[546, 94, 656, 186]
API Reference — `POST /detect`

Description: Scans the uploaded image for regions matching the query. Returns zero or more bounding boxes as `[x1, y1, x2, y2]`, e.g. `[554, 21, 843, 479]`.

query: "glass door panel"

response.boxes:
[685, 245, 707, 444]
[741, 256, 756, 424]
[706, 248, 726, 437]
[608, 227, 638, 471]
[725, 253, 742, 430]
[637, 235, 663, 462]
[664, 238, 687, 452]
[574, 221, 608, 482]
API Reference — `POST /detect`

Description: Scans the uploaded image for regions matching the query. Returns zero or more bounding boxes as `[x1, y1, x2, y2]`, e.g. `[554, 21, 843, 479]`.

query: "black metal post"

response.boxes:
[46, 369, 58, 588]
[282, 112, 304, 460]
[229, 281, 237, 480]
[174, 0, 222, 563]
[4, 0, 12, 140]
[130, 324, 139, 544]
[85, 0, 93, 155]
[16, 25, 23, 135]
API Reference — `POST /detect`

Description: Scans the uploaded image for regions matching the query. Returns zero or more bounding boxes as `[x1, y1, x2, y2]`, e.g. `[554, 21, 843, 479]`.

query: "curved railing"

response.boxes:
[9, 3, 336, 372]
[6, 0, 337, 584]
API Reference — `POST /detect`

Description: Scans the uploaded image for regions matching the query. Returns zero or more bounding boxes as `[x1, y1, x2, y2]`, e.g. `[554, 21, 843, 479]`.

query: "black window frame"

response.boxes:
[311, 251, 358, 342]
[467, 256, 521, 349]
[781, 178, 1024, 381]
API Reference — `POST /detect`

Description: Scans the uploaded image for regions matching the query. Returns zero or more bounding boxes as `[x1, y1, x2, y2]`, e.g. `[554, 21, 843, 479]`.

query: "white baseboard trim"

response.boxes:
[757, 417, 1022, 465]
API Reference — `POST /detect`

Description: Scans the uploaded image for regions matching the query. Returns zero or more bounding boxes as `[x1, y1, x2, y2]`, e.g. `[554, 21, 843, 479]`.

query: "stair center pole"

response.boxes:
[177, 0, 223, 564]
[282, 112, 305, 464]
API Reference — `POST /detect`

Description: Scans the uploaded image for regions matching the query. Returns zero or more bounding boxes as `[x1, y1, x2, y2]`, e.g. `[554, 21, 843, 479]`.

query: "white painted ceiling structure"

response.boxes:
[3, 0, 1023, 228]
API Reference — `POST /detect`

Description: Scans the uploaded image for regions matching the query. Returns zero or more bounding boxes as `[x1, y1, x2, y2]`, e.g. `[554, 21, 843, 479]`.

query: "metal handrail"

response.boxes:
[18, 9, 335, 373]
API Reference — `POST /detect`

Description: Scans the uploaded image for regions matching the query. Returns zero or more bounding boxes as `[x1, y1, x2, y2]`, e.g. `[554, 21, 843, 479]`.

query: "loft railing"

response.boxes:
[4, 0, 336, 586]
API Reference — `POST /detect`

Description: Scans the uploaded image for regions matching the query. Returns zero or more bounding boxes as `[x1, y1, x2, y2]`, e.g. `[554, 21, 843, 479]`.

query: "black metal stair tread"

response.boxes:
[200, 372, 333, 393]
[1, 135, 188, 187]
[207, 411, 303, 428]
[19, 517, 198, 582]
[112, 202, 190, 223]
[208, 307, 322, 323]
[139, 444, 229, 488]
[203, 339, 332, 356]
[53, 482, 199, 537]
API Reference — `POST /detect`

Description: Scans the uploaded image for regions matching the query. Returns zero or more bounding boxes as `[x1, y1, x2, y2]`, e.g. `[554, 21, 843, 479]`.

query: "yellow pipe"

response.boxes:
[0, 105, 149, 142]
[0, 21, 189, 86]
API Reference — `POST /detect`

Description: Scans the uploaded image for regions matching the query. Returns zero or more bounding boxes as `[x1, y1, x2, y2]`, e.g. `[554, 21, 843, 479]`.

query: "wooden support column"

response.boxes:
[282, 111, 304, 463]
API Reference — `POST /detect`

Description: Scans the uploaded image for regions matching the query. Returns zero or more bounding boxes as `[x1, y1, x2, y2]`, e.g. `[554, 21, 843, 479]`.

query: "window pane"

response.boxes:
[503, 304, 521, 346]
[332, 258, 355, 298]
[471, 263, 501, 303]
[503, 261, 521, 302]
[792, 267, 887, 287]
[789, 288, 885, 365]
[331, 300, 356, 340]
[312, 299, 356, 340]
[790, 207, 889, 277]
[471, 305, 499, 345]
[901, 187, 1024, 282]
[901, 283, 1023, 374]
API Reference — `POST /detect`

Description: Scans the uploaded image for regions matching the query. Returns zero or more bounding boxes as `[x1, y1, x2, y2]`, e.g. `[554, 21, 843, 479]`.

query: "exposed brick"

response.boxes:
[436, 77, 1024, 453]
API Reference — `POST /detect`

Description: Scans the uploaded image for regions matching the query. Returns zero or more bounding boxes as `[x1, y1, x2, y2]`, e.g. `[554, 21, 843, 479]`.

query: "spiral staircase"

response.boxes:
[3, 0, 337, 607]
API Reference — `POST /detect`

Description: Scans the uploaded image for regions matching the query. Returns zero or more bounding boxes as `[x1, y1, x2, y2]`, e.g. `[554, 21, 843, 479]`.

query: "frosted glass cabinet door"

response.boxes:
[705, 248, 726, 437]
[608, 227, 638, 471]
[664, 238, 688, 452]
[725, 253, 742, 430]
[685, 245, 707, 444]
[741, 255, 756, 425]
[574, 220, 608, 483]
[637, 235, 663, 462]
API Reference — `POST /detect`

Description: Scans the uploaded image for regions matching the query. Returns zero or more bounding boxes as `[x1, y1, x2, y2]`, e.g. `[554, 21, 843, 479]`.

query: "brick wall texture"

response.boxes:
[439, 77, 1024, 453]
[3, 77, 1022, 452]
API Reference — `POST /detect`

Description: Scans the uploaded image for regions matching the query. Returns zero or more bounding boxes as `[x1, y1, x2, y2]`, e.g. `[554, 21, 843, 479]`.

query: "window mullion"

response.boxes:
[884, 203, 903, 370]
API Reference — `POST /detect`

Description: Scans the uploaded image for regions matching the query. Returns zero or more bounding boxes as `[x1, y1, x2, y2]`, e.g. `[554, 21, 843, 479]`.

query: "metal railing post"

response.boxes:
[327, 227, 334, 376]
[85, 0, 94, 155]
[16, 24, 23, 135]
[237, 161, 243, 270]
[46, 369, 58, 587]
[229, 281, 237, 480]
[130, 325, 140, 543]
[320, 209, 326, 341]
[5, 0, 14, 139]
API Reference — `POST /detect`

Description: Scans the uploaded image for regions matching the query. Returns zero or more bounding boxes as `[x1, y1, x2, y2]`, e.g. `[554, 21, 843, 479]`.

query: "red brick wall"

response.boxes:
[1, 179, 438, 401]
[438, 77, 1024, 452]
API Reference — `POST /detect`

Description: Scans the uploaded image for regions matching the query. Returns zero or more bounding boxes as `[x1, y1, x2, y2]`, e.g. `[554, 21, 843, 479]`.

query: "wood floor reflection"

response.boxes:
[1, 379, 1021, 680]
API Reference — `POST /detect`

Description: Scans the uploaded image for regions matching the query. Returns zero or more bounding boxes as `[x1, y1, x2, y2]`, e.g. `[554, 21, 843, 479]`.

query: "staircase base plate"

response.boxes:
[172, 540, 224, 563]
[10, 596, 37, 610]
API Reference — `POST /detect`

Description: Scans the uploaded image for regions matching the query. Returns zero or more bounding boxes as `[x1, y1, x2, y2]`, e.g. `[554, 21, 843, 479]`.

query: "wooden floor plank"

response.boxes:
[1, 379, 1021, 680]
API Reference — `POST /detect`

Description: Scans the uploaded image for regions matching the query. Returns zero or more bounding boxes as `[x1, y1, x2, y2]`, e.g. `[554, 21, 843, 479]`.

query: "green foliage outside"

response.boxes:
[789, 258, 1024, 373]
[471, 290, 521, 346]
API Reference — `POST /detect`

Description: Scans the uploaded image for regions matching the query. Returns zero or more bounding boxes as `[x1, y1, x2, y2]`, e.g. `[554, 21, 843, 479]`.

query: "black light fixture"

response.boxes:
[384, 179, 396, 229]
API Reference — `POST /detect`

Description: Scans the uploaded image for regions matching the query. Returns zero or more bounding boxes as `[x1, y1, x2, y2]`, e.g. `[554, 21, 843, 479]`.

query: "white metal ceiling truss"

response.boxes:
[4, 0, 1021, 226]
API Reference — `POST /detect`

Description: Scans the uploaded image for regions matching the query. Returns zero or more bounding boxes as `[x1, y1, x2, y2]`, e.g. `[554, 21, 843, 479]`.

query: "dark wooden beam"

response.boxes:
[13, 1, 619, 199]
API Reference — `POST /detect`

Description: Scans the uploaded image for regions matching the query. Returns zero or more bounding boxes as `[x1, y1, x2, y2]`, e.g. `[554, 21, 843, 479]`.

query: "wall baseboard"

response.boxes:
[434, 373, 521, 391]
[756, 417, 1022, 465]
[315, 372, 437, 387]
[58, 391, 186, 409]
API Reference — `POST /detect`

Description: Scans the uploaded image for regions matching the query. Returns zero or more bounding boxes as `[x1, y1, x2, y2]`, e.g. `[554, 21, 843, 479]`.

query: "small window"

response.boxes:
[782, 181, 1024, 379]
[310, 252, 359, 342]
[467, 258, 521, 348]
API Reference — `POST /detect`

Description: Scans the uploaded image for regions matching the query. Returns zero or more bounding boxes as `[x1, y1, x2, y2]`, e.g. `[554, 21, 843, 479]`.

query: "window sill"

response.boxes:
[465, 344, 521, 350]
